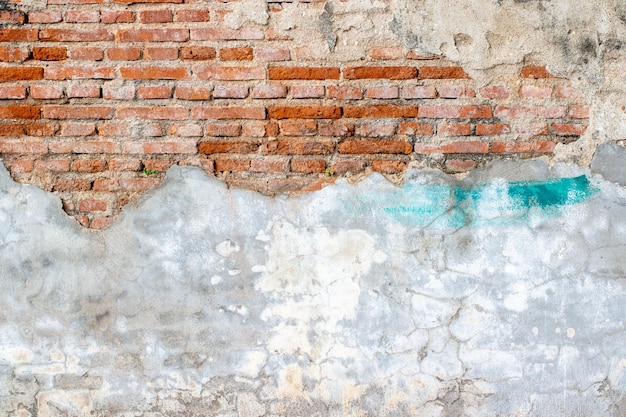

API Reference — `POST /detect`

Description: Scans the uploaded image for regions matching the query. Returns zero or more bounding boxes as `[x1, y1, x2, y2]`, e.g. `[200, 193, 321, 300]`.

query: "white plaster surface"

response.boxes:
[0, 151, 625, 416]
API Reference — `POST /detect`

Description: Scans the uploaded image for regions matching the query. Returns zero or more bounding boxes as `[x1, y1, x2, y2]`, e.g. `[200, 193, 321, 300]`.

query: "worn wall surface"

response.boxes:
[1, 0, 626, 416]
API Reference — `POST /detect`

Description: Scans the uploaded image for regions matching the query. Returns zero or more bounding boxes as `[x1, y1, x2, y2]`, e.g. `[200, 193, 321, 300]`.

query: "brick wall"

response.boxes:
[0, 0, 588, 228]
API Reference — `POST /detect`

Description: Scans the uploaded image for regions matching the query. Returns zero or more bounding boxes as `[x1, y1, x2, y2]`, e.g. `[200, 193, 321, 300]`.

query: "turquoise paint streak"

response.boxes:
[349, 175, 598, 228]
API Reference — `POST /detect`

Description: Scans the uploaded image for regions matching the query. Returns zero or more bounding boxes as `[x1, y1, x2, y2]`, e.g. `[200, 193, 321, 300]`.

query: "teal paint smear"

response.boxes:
[347, 175, 598, 228]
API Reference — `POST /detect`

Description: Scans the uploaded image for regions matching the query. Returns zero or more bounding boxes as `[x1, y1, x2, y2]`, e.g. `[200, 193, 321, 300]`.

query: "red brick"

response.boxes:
[318, 122, 355, 137]
[118, 107, 187, 120]
[5, 160, 34, 173]
[66, 10, 100, 23]
[250, 159, 287, 173]
[44, 67, 114, 80]
[368, 47, 403, 60]
[344, 66, 416, 79]
[551, 123, 587, 136]
[268, 106, 341, 119]
[491, 141, 556, 153]
[205, 123, 241, 137]
[327, 86, 362, 100]
[365, 86, 399, 99]
[290, 158, 326, 173]
[251, 85, 287, 99]
[343, 105, 417, 118]
[142, 159, 172, 172]
[214, 158, 251, 171]
[264, 139, 335, 155]
[139, 10, 173, 23]
[418, 66, 469, 79]
[330, 159, 367, 174]
[107, 47, 141, 61]
[180, 47, 216, 60]
[475, 123, 510, 135]
[0, 85, 26, 99]
[269, 67, 340, 80]
[0, 106, 41, 119]
[192, 107, 265, 120]
[280, 120, 317, 136]
[140, 123, 165, 137]
[117, 29, 189, 42]
[0, 141, 47, 153]
[114, 0, 182, 3]
[167, 123, 202, 137]
[25, 123, 59, 136]
[121, 67, 189, 79]
[72, 159, 107, 172]
[48, 0, 105, 4]
[256, 47, 290, 62]
[60, 123, 96, 136]
[53, 179, 91, 192]
[242, 122, 268, 137]
[175, 10, 210, 22]
[339, 140, 412, 154]
[190, 28, 264, 41]
[290, 85, 325, 98]
[401, 86, 437, 99]
[520, 66, 553, 79]
[0, 11, 25, 24]
[479, 85, 510, 99]
[49, 141, 117, 154]
[398, 122, 434, 135]
[220, 47, 253, 61]
[292, 47, 318, 61]
[103, 85, 135, 100]
[118, 178, 162, 191]
[144, 47, 178, 60]
[36, 159, 70, 173]
[122, 141, 195, 154]
[555, 86, 583, 99]
[70, 48, 104, 61]
[43, 106, 113, 119]
[494, 106, 566, 118]
[137, 86, 171, 99]
[78, 199, 107, 212]
[199, 142, 258, 154]
[28, 11, 62, 23]
[101, 10, 135, 23]
[514, 123, 549, 136]
[0, 124, 25, 136]
[445, 159, 475, 173]
[30, 85, 64, 99]
[414, 141, 488, 154]
[372, 160, 406, 174]
[40, 29, 112, 42]
[98, 123, 130, 137]
[0, 29, 38, 42]
[174, 86, 212, 100]
[109, 158, 142, 171]
[569, 105, 590, 119]
[520, 85, 552, 99]
[0, 47, 30, 62]
[90, 217, 113, 229]
[67, 85, 100, 98]
[194, 67, 265, 81]
[0, 68, 43, 81]
[356, 122, 397, 137]
[438, 85, 476, 98]
[418, 105, 492, 118]
[438, 123, 471, 136]
[32, 47, 66, 61]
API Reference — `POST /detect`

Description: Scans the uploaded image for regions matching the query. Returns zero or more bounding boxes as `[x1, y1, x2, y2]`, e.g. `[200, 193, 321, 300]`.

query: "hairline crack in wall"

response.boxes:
[0, 0, 625, 416]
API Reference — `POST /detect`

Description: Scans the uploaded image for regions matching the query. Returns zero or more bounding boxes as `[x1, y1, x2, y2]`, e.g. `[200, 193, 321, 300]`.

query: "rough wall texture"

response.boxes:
[1, 0, 626, 416]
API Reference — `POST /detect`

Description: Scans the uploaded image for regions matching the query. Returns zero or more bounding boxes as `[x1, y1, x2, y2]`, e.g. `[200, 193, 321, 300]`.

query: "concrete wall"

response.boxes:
[1, 0, 626, 415]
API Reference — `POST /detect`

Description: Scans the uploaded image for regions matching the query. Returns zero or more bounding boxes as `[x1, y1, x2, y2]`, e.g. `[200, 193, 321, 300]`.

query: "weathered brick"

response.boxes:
[371, 160, 406, 174]
[280, 120, 317, 136]
[107, 47, 142, 61]
[144, 47, 179, 60]
[397, 122, 434, 135]
[520, 65, 553, 79]
[180, 47, 216, 60]
[251, 85, 287, 99]
[43, 106, 113, 120]
[256, 48, 290, 62]
[327, 86, 362, 100]
[220, 47, 253, 61]
[514, 123, 549, 135]
[205, 123, 241, 137]
[103, 84, 135, 100]
[28, 11, 63, 23]
[118, 107, 188, 120]
[0, 68, 44, 81]
[122, 141, 195, 153]
[520, 85, 553, 99]
[418, 105, 492, 118]
[192, 107, 265, 120]
[109, 158, 142, 171]
[66, 10, 100, 23]
[365, 86, 399, 99]
[53, 178, 91, 192]
[78, 199, 107, 212]
[0, 47, 30, 62]
[199, 141, 258, 154]
[72, 159, 107, 172]
[0, 140, 47, 153]
[175, 10, 210, 22]
[418, 66, 469, 79]
[214, 158, 251, 171]
[475, 123, 511, 135]
[35, 159, 70, 172]
[40, 29, 112, 42]
[290, 85, 325, 98]
[344, 66, 416, 79]
[90, 217, 113, 229]
[551, 123, 587, 136]
[438, 85, 476, 98]
[117, 29, 189, 42]
[264, 139, 335, 155]
[0, 85, 27, 99]
[0, 10, 25, 24]
[212, 85, 249, 99]
[343, 105, 417, 118]
[168, 123, 203, 137]
[555, 86, 583, 98]
[269, 67, 340, 80]
[33, 47, 67, 61]
[479, 85, 510, 99]
[190, 28, 264, 41]
[101, 10, 135, 23]
[0, 124, 25, 136]
[290, 158, 326, 173]
[70, 48, 104, 61]
[318, 122, 355, 137]
[98, 123, 130, 137]
[194, 67, 265, 80]
[0, 106, 41, 119]
[26, 123, 59, 136]
[0, 29, 38, 42]
[44, 67, 114, 80]
[60, 123, 96, 137]
[401, 86, 437, 99]
[250, 158, 287, 173]
[268, 106, 341, 119]
[49, 141, 117, 153]
[330, 159, 367, 174]
[174, 86, 212, 100]
[139, 10, 173, 23]
[30, 85, 64, 99]
[569, 105, 590, 119]
[67, 85, 100, 98]
[356, 122, 396, 137]
[414, 141, 488, 154]
[137, 86, 172, 99]
[491, 141, 556, 153]
[494, 106, 566, 118]
[368, 47, 404, 60]
[339, 140, 412, 154]
[121, 67, 189, 79]
[438, 123, 471, 136]
[445, 159, 475, 172]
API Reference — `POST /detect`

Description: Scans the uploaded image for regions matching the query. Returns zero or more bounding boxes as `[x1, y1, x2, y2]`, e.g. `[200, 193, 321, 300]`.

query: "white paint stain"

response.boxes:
[567, 328, 576, 338]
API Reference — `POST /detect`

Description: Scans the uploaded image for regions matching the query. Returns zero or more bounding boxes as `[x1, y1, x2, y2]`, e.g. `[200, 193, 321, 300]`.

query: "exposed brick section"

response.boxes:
[0, 0, 589, 228]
